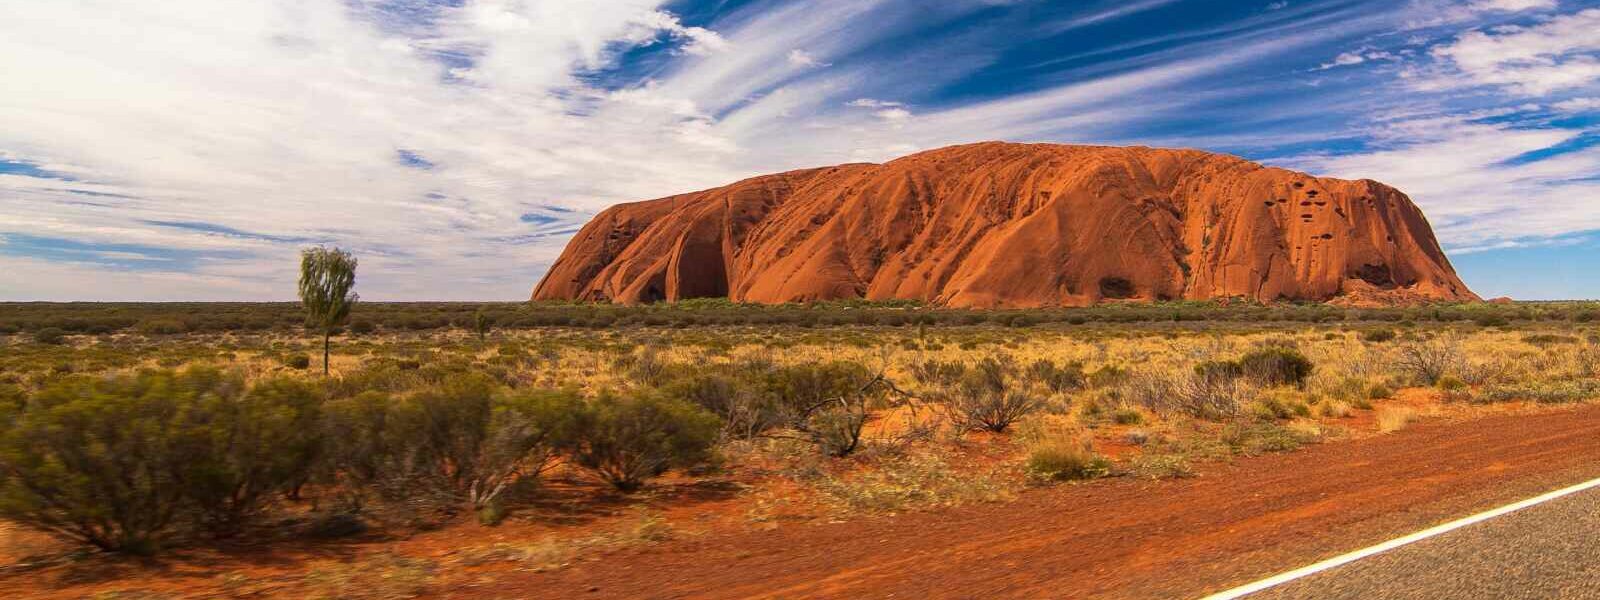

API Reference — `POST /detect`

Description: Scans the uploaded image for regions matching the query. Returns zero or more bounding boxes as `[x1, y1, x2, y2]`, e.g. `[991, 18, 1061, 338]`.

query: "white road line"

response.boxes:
[1200, 475, 1600, 600]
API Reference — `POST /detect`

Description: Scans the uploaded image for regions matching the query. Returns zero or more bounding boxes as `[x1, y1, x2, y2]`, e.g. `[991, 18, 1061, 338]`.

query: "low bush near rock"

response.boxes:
[1237, 348, 1314, 387]
[939, 358, 1043, 433]
[566, 390, 721, 492]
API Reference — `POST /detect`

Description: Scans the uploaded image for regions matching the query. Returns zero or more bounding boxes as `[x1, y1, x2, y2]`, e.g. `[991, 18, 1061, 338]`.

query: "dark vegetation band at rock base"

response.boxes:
[5, 299, 1600, 337]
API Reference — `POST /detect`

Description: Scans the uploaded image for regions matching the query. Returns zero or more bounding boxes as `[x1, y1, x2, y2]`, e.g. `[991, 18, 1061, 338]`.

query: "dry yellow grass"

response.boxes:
[1376, 406, 1416, 433]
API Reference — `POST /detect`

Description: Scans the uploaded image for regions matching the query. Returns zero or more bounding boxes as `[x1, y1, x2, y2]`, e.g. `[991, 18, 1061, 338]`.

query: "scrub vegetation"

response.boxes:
[0, 300, 1597, 597]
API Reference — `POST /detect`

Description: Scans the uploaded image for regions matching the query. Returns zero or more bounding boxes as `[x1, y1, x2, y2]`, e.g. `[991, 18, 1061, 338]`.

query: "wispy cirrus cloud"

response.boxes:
[1410, 8, 1600, 95]
[1, 0, 1597, 300]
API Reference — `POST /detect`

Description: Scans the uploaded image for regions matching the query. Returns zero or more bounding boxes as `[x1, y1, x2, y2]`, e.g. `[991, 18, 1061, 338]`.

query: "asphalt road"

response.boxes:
[1246, 485, 1600, 599]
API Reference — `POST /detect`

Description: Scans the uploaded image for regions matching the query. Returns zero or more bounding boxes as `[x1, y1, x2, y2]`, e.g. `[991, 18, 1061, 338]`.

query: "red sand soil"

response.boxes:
[491, 404, 1600, 599]
[533, 142, 1476, 307]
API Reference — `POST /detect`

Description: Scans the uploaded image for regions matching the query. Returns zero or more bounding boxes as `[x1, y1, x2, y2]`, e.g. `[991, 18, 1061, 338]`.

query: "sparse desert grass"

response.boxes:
[1127, 453, 1196, 480]
[455, 509, 674, 571]
[1219, 421, 1315, 455]
[811, 450, 1015, 512]
[304, 553, 438, 599]
[1314, 400, 1352, 418]
[1376, 406, 1417, 433]
[1024, 438, 1111, 483]
[1473, 380, 1600, 405]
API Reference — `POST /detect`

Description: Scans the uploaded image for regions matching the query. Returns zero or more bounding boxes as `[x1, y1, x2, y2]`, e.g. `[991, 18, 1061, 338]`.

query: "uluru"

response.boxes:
[533, 142, 1476, 308]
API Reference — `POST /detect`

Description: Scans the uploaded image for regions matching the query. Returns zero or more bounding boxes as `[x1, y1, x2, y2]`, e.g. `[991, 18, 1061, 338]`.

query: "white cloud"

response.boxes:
[1, 0, 1594, 300]
[1318, 52, 1368, 69]
[1419, 8, 1600, 95]
[1049, 0, 1182, 33]
[1402, 0, 1559, 28]
[1552, 97, 1600, 112]
[1316, 48, 1399, 70]
[1267, 2, 1289, 11]
[1284, 115, 1600, 250]
[786, 49, 828, 68]
[874, 107, 914, 122]
[0, 254, 283, 301]
[1468, 0, 1558, 12]
[0, 0, 745, 300]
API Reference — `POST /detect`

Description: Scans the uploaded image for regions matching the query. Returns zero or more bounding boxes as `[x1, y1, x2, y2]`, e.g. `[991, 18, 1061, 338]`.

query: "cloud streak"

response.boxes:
[0, 0, 1596, 300]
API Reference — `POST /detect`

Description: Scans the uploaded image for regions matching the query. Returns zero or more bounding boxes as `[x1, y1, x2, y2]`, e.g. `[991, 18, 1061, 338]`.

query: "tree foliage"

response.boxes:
[298, 246, 358, 374]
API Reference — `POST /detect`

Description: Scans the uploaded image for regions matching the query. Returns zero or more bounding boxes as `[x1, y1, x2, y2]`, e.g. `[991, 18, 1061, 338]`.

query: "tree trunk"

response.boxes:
[323, 330, 331, 376]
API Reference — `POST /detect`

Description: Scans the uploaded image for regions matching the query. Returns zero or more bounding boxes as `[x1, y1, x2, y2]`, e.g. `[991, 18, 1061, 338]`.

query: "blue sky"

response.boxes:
[1, 0, 1597, 300]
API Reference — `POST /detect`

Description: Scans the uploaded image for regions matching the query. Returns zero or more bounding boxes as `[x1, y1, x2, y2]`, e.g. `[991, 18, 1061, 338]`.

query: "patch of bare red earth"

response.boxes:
[505, 405, 1600, 600]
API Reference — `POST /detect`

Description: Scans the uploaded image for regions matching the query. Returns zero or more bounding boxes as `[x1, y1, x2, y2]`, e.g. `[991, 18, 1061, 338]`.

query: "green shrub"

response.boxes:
[1366, 384, 1394, 400]
[1361, 329, 1396, 343]
[319, 377, 581, 517]
[135, 319, 188, 335]
[762, 361, 882, 456]
[0, 384, 22, 413]
[1520, 333, 1578, 346]
[1248, 393, 1310, 420]
[567, 391, 719, 492]
[1473, 314, 1509, 327]
[170, 375, 323, 535]
[0, 369, 215, 552]
[471, 309, 493, 341]
[1024, 359, 1086, 393]
[407, 377, 578, 510]
[1396, 340, 1463, 385]
[1193, 359, 1244, 380]
[1111, 406, 1144, 425]
[319, 391, 411, 501]
[1237, 348, 1314, 387]
[1087, 365, 1130, 388]
[1171, 369, 1251, 420]
[909, 359, 965, 387]
[284, 353, 313, 369]
[0, 369, 334, 548]
[661, 371, 781, 439]
[941, 358, 1041, 433]
[31, 327, 66, 345]
[763, 361, 876, 412]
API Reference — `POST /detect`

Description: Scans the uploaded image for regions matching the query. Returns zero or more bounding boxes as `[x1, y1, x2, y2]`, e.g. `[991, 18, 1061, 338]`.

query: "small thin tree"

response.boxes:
[472, 307, 492, 341]
[298, 246, 358, 375]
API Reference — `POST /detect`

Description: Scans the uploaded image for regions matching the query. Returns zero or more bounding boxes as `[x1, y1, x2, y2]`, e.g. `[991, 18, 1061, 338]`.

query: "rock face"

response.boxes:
[533, 142, 1477, 307]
